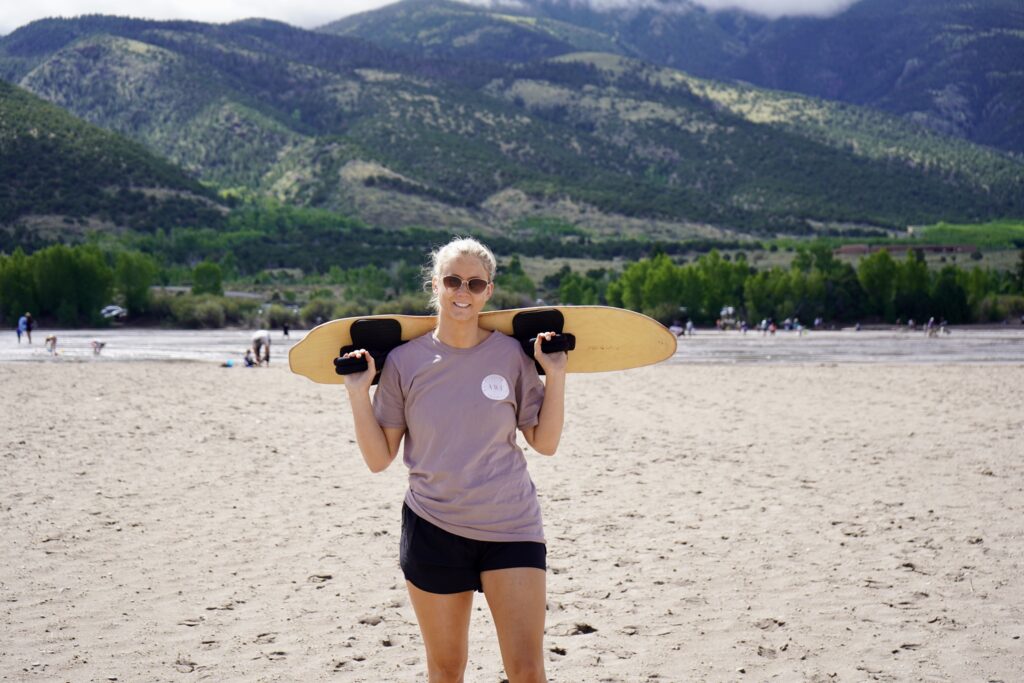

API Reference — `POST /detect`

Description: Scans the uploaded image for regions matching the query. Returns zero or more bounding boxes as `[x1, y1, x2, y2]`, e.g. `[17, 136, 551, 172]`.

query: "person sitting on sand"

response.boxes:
[91, 340, 106, 355]
[340, 236, 566, 682]
[44, 335, 57, 355]
[243, 349, 256, 367]
[251, 329, 271, 366]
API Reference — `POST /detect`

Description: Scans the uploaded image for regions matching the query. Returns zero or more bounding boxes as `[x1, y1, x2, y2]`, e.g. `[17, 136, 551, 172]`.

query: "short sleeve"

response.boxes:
[515, 351, 545, 430]
[372, 356, 406, 429]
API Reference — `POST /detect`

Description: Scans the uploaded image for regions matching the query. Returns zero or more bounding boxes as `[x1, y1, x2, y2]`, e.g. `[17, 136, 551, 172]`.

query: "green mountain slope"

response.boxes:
[320, 0, 624, 62]
[325, 0, 1024, 155]
[1, 14, 1020, 240]
[0, 79, 225, 247]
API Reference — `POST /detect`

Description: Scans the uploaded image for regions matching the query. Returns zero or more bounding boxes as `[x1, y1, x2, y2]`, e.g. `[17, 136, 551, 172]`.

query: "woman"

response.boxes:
[342, 237, 566, 682]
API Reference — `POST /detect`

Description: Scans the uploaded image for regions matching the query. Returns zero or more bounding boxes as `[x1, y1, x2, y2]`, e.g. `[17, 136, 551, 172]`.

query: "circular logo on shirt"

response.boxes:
[481, 374, 510, 401]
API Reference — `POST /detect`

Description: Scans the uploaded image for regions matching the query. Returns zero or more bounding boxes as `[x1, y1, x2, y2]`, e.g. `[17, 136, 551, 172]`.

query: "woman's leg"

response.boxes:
[406, 581, 474, 683]
[481, 568, 547, 683]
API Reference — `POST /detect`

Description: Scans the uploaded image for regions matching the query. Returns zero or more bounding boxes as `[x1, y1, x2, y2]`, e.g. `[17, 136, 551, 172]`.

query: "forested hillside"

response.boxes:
[0, 79, 225, 250]
[326, 0, 1024, 155]
[1, 14, 1020, 241]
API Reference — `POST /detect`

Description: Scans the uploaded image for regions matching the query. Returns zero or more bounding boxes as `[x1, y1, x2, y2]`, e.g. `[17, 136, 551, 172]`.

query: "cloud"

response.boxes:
[0, 1, 388, 36]
[689, 0, 860, 19]
[1, 0, 864, 36]
[479, 0, 860, 19]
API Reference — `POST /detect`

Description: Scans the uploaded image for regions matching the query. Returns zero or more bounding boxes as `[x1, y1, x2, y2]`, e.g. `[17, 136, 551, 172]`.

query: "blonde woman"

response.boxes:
[341, 237, 566, 682]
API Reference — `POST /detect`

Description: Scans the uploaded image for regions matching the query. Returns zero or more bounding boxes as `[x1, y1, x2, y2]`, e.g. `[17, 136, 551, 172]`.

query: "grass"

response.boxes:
[917, 220, 1024, 249]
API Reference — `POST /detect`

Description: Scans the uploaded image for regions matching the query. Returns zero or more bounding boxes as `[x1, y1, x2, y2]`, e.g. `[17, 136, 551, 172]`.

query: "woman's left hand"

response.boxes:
[533, 331, 568, 376]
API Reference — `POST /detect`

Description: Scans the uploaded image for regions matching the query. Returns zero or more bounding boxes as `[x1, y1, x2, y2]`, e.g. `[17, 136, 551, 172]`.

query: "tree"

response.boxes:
[192, 261, 224, 296]
[893, 250, 931, 321]
[495, 255, 536, 298]
[0, 248, 36, 323]
[930, 266, 969, 323]
[857, 250, 896, 320]
[32, 244, 113, 325]
[1015, 250, 1024, 294]
[116, 251, 158, 316]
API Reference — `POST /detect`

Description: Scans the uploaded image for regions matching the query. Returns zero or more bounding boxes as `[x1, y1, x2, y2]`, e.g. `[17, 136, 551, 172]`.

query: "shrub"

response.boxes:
[333, 301, 374, 319]
[267, 304, 299, 328]
[487, 289, 535, 311]
[301, 298, 336, 326]
[372, 293, 431, 316]
[192, 261, 223, 296]
[170, 295, 226, 328]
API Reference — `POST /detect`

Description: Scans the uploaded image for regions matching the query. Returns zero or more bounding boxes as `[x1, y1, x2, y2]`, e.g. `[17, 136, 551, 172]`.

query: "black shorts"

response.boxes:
[400, 503, 546, 594]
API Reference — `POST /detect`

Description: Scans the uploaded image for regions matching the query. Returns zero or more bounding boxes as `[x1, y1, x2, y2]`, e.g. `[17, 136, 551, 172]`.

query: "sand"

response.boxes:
[1, 360, 1022, 681]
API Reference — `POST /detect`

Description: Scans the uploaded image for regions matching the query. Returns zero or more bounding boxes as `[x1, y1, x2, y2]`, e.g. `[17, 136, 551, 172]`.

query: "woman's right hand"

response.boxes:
[341, 349, 377, 393]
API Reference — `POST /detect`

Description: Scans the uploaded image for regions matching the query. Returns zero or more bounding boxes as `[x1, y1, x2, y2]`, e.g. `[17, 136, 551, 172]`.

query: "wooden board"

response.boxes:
[288, 306, 676, 385]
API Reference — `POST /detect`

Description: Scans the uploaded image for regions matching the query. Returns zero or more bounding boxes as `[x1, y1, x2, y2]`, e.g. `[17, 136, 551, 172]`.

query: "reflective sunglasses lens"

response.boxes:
[442, 276, 489, 294]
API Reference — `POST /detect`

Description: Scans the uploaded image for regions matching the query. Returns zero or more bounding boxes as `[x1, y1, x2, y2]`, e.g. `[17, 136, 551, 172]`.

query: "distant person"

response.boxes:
[282, 322, 290, 338]
[16, 314, 27, 343]
[668, 320, 684, 337]
[251, 329, 271, 366]
[44, 335, 58, 355]
[91, 340, 106, 355]
[22, 312, 34, 344]
[685, 320, 695, 336]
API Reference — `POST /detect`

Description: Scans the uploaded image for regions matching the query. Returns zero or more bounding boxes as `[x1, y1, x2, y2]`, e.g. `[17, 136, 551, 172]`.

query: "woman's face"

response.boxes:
[434, 254, 493, 321]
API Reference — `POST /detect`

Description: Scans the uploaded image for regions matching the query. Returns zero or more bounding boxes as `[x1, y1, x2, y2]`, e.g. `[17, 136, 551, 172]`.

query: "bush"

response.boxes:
[192, 261, 223, 296]
[487, 289, 535, 311]
[372, 293, 432, 316]
[267, 304, 299, 328]
[301, 298, 337, 326]
[170, 295, 226, 328]
[333, 301, 375, 318]
[147, 292, 258, 328]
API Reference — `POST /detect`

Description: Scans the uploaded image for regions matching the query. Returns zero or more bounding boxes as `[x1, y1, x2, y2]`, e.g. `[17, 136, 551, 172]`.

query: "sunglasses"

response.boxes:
[441, 275, 491, 294]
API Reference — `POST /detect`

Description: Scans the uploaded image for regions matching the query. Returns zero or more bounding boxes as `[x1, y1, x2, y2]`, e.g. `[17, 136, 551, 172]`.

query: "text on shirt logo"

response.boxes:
[481, 374, 510, 401]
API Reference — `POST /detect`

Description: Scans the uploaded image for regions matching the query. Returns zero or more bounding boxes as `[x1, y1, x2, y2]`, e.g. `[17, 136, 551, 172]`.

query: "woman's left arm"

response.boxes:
[522, 332, 567, 456]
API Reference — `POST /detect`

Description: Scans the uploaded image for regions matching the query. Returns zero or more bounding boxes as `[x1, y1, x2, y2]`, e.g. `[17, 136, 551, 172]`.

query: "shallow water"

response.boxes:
[676, 328, 1024, 364]
[2, 326, 1022, 365]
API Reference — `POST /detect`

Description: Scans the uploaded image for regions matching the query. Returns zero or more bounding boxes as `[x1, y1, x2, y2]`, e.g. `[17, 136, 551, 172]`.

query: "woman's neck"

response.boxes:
[434, 315, 489, 349]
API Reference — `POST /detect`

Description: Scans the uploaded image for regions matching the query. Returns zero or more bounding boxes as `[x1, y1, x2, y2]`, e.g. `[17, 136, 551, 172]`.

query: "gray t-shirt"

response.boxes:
[372, 330, 547, 543]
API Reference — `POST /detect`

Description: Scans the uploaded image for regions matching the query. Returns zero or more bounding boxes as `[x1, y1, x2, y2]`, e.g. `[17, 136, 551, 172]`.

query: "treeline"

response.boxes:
[596, 247, 1024, 325]
[4, 234, 1023, 329]
[0, 244, 260, 327]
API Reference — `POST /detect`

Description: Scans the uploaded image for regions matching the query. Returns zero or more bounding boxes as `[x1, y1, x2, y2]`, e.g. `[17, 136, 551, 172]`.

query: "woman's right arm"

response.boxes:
[343, 351, 404, 473]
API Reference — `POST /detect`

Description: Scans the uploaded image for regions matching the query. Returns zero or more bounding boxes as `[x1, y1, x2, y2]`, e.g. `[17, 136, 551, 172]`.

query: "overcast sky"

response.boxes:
[1, 0, 862, 36]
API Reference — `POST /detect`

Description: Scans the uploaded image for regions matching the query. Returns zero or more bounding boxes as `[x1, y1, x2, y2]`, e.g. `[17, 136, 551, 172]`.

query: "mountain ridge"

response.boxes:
[0, 12, 1020, 244]
[322, 0, 1024, 155]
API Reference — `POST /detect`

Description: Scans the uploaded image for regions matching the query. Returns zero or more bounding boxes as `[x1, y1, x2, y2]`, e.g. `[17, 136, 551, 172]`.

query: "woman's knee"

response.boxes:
[427, 654, 468, 682]
[503, 658, 546, 683]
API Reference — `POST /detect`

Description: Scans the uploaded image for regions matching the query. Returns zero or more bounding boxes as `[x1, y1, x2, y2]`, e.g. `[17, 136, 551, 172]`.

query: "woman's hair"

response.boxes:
[425, 237, 497, 313]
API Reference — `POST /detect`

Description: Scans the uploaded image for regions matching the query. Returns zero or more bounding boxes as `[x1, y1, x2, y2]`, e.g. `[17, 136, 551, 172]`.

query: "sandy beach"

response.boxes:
[2, 358, 1022, 681]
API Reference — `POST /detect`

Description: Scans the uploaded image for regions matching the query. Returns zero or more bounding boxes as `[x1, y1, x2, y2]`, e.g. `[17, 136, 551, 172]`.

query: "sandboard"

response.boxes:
[288, 306, 676, 385]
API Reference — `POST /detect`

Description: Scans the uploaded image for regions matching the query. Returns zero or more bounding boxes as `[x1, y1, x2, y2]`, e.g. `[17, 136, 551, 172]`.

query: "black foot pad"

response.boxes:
[511, 309, 574, 375]
[335, 318, 405, 385]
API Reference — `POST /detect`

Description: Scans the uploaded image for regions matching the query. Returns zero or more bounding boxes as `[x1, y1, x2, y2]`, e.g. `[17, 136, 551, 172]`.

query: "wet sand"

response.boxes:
[2, 361, 1023, 681]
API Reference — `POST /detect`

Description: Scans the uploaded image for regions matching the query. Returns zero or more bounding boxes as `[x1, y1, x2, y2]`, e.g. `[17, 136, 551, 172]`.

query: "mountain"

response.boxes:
[319, 0, 624, 63]
[324, 0, 1024, 156]
[0, 14, 1021, 242]
[0, 79, 225, 248]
